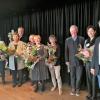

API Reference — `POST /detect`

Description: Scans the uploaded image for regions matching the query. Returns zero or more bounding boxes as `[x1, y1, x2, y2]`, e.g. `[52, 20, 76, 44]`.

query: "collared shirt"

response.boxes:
[72, 36, 77, 41]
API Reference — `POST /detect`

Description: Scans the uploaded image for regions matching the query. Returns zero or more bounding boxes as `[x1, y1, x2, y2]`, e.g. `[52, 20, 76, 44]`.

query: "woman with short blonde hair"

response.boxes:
[31, 35, 49, 92]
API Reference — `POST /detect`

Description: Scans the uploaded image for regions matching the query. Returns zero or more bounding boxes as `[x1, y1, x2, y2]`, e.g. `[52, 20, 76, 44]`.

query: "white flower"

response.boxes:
[8, 29, 14, 41]
[86, 43, 90, 47]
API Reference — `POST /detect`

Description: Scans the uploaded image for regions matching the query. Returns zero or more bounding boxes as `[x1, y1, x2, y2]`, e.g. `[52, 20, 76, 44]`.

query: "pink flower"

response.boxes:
[81, 49, 90, 58]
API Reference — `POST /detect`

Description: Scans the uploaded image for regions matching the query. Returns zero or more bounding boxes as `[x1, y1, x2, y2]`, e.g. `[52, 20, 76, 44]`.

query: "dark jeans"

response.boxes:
[70, 66, 83, 90]
[11, 69, 23, 85]
[0, 61, 5, 83]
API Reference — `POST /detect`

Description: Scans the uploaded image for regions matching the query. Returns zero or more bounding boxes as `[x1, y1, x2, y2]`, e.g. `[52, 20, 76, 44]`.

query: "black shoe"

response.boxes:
[18, 83, 22, 87]
[12, 84, 17, 88]
[91, 97, 97, 100]
[86, 95, 92, 100]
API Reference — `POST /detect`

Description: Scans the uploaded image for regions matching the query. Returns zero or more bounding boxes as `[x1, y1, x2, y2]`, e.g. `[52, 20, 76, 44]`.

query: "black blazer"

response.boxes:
[91, 36, 100, 75]
[20, 35, 28, 43]
[65, 36, 85, 66]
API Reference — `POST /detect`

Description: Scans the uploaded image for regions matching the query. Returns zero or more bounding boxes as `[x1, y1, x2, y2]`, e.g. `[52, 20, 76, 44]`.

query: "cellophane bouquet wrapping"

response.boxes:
[24, 44, 38, 69]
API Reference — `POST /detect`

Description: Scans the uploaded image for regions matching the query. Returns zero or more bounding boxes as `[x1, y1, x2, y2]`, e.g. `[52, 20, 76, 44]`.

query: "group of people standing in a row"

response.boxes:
[3, 27, 62, 95]
[0, 25, 100, 100]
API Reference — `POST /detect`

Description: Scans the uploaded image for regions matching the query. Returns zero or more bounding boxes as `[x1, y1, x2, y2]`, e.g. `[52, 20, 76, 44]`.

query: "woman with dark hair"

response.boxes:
[84, 25, 96, 100]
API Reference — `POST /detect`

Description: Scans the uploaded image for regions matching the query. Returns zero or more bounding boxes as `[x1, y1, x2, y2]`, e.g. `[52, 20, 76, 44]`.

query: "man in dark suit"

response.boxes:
[91, 36, 100, 100]
[17, 27, 29, 83]
[65, 25, 84, 96]
[18, 27, 28, 42]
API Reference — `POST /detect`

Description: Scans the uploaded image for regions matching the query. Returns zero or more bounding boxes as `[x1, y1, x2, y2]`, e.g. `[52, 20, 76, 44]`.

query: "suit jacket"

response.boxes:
[65, 36, 84, 66]
[20, 34, 28, 43]
[91, 36, 100, 75]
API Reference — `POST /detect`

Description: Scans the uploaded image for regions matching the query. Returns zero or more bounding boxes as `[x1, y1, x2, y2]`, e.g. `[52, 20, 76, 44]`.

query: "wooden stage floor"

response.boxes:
[0, 70, 87, 100]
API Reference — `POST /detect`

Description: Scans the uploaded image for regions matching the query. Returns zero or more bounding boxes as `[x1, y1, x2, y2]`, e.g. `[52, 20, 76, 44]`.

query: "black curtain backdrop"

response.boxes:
[0, 0, 100, 82]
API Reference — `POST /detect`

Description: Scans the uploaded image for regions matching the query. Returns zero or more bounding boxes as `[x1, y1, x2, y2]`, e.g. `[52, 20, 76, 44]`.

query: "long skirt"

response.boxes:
[32, 60, 49, 81]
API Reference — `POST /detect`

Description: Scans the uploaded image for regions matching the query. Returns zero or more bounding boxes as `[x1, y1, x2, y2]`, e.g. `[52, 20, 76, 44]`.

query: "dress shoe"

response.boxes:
[86, 95, 92, 100]
[18, 83, 22, 87]
[91, 97, 97, 100]
[12, 84, 17, 88]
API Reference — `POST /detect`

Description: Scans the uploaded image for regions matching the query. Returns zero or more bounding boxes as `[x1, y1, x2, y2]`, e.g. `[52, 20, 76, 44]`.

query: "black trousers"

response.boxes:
[85, 62, 96, 98]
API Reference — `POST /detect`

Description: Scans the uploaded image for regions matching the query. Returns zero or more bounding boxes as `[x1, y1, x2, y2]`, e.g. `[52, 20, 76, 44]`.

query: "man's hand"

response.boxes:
[66, 62, 70, 73]
[66, 62, 69, 66]
[90, 68, 95, 75]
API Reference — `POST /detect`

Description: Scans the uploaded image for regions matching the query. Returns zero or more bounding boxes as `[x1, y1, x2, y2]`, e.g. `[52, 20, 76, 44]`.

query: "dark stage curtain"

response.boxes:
[0, 0, 99, 82]
[31, 8, 64, 45]
[65, 0, 100, 39]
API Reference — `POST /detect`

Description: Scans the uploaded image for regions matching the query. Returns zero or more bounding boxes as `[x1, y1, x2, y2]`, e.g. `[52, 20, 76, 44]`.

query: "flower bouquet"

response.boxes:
[7, 47, 16, 55]
[0, 41, 8, 61]
[46, 43, 57, 65]
[75, 46, 93, 63]
[24, 45, 39, 69]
